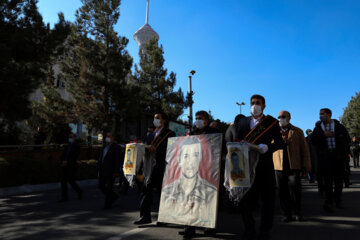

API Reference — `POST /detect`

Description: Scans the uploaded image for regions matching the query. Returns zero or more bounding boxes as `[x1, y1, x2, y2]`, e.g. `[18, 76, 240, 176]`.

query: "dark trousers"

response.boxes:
[61, 166, 82, 199]
[139, 183, 153, 219]
[275, 170, 302, 217]
[240, 169, 276, 235]
[98, 175, 117, 207]
[353, 152, 359, 168]
[322, 152, 344, 205]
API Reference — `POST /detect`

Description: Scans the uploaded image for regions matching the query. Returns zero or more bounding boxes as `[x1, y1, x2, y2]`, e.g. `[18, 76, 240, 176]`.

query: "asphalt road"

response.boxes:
[1, 168, 360, 240]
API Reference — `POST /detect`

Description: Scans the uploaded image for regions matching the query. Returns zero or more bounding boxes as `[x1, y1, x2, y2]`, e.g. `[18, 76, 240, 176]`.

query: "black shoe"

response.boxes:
[78, 190, 83, 200]
[156, 222, 167, 226]
[58, 198, 68, 203]
[178, 227, 195, 238]
[203, 228, 216, 236]
[282, 216, 293, 222]
[323, 203, 334, 213]
[134, 216, 152, 225]
[295, 215, 306, 221]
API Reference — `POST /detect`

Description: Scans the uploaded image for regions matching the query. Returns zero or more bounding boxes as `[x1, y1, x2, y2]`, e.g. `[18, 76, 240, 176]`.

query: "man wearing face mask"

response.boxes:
[134, 111, 175, 225]
[98, 132, 122, 209]
[192, 111, 219, 135]
[178, 110, 219, 238]
[273, 111, 311, 222]
[59, 133, 83, 202]
[235, 94, 283, 240]
[311, 108, 350, 212]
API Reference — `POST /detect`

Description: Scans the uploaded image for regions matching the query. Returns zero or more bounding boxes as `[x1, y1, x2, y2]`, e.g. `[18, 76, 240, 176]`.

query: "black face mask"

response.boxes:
[320, 115, 327, 122]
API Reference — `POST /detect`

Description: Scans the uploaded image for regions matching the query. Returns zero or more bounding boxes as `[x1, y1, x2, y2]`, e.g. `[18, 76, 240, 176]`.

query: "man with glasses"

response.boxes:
[273, 111, 311, 222]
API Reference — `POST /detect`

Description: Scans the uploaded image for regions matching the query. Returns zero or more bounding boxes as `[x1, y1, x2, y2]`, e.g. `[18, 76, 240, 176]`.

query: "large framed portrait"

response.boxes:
[158, 133, 222, 229]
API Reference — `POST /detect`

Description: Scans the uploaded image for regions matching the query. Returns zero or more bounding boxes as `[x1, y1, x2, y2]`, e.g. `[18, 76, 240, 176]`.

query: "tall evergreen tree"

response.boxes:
[59, 0, 133, 139]
[341, 91, 360, 137]
[30, 13, 74, 144]
[31, 67, 72, 144]
[0, 0, 70, 144]
[133, 37, 187, 121]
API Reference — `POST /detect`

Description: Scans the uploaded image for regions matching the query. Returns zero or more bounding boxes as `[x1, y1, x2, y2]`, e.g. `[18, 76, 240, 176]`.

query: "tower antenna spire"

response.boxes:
[146, 0, 149, 24]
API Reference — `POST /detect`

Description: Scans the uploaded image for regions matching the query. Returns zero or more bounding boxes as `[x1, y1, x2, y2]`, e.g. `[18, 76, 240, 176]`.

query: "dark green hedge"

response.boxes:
[0, 157, 98, 188]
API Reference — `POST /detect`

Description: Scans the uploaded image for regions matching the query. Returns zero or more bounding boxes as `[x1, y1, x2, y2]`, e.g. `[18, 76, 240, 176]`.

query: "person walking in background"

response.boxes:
[34, 127, 46, 150]
[225, 114, 245, 142]
[350, 136, 360, 168]
[273, 111, 311, 222]
[59, 133, 83, 202]
[209, 120, 219, 131]
[98, 132, 122, 209]
[311, 108, 351, 212]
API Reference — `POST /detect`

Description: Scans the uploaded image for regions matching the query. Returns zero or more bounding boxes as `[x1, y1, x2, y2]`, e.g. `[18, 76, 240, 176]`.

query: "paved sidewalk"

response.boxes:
[0, 168, 359, 240]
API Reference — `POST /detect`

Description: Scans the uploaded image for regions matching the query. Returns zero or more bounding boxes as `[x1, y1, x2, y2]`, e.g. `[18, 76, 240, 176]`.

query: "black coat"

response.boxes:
[98, 142, 122, 177]
[150, 128, 175, 187]
[311, 120, 350, 161]
[191, 125, 219, 135]
[236, 115, 284, 173]
[61, 142, 81, 167]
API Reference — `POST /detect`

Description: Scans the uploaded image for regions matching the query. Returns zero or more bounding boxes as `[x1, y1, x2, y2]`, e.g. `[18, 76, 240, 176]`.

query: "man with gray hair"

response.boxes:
[273, 110, 311, 222]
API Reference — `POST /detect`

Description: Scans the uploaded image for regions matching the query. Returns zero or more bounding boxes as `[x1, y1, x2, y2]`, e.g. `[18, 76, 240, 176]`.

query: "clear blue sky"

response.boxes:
[37, 0, 360, 132]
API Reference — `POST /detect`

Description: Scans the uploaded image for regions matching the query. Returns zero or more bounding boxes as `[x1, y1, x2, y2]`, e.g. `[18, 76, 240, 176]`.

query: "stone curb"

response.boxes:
[0, 179, 97, 198]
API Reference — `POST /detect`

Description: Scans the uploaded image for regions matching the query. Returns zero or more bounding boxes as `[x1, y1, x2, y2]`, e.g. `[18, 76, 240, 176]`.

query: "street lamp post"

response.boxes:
[236, 101, 245, 114]
[188, 70, 196, 126]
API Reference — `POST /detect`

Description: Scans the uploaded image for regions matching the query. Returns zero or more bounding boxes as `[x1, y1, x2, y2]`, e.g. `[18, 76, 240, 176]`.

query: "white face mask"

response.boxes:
[279, 118, 289, 127]
[251, 105, 262, 117]
[68, 138, 73, 143]
[105, 137, 111, 143]
[195, 119, 205, 129]
[153, 118, 161, 128]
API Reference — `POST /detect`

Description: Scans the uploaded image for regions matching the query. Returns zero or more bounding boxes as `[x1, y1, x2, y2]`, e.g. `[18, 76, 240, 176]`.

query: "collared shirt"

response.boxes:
[321, 120, 336, 150]
[154, 127, 163, 138]
[250, 114, 264, 130]
[102, 144, 110, 162]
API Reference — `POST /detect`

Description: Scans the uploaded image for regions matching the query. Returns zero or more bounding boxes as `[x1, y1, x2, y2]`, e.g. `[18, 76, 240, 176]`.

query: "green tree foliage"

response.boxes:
[0, 0, 46, 122]
[31, 67, 72, 144]
[0, 0, 70, 144]
[341, 91, 360, 137]
[59, 0, 133, 138]
[30, 13, 74, 144]
[133, 37, 188, 121]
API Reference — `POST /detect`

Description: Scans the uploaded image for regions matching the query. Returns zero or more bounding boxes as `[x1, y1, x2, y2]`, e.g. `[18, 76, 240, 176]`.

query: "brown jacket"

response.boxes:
[273, 124, 311, 171]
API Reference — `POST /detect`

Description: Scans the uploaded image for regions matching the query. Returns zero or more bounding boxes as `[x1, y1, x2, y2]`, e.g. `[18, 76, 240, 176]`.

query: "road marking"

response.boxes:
[107, 227, 149, 240]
